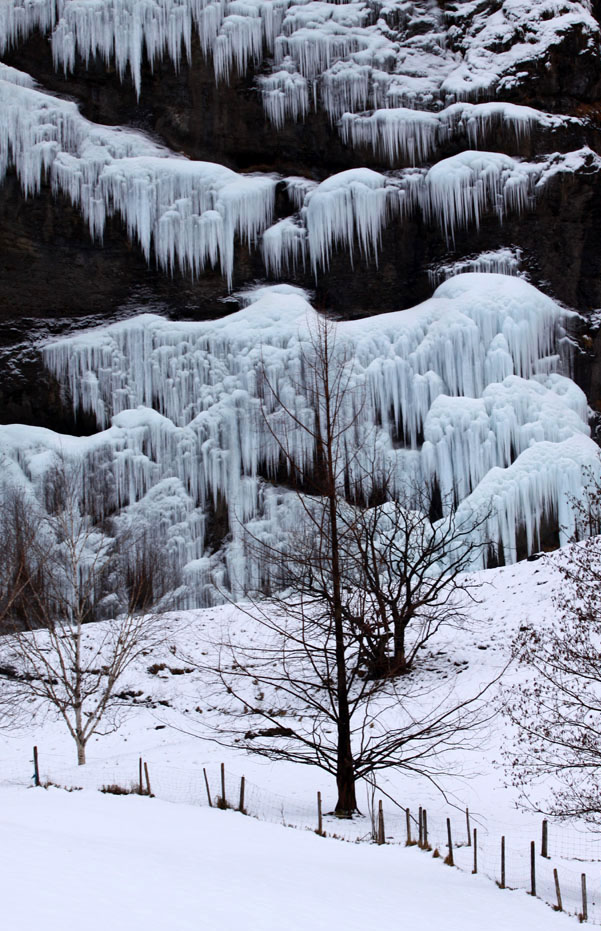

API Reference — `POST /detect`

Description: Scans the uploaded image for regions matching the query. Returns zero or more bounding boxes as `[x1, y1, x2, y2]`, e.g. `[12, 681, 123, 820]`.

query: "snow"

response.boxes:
[0, 546, 599, 924]
[0, 787, 574, 931]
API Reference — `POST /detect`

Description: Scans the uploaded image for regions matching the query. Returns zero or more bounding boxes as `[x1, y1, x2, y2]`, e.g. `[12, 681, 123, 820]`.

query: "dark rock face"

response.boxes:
[3, 3, 601, 426]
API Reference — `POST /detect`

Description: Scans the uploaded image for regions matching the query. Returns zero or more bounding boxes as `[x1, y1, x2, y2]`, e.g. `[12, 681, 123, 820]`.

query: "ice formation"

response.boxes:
[1, 0, 596, 123]
[0, 74, 277, 286]
[264, 151, 563, 275]
[428, 249, 523, 288]
[338, 103, 570, 167]
[3, 66, 581, 284]
[1, 274, 597, 604]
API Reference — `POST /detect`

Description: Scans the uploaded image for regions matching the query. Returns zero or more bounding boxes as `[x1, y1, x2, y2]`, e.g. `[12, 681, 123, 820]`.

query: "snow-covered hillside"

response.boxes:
[2, 548, 601, 924]
[0, 787, 575, 931]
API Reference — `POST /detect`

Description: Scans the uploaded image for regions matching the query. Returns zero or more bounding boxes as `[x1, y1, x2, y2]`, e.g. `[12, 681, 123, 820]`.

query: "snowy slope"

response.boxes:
[1, 548, 600, 923]
[0, 787, 574, 931]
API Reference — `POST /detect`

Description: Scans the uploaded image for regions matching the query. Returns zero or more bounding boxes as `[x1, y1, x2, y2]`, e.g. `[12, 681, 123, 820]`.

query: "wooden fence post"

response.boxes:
[581, 874, 588, 922]
[553, 868, 563, 912]
[317, 791, 323, 836]
[377, 800, 385, 845]
[220, 762, 226, 807]
[472, 828, 477, 874]
[418, 806, 423, 848]
[405, 808, 412, 845]
[144, 761, 152, 796]
[530, 841, 536, 897]
[446, 818, 454, 867]
[203, 767, 213, 807]
[139, 757, 143, 795]
[541, 819, 548, 858]
[466, 808, 471, 846]
[500, 836, 506, 889]
[423, 809, 429, 850]
[238, 776, 245, 813]
[33, 746, 40, 787]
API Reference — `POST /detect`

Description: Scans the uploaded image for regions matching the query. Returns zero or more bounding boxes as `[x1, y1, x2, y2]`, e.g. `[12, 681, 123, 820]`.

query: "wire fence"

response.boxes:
[2, 747, 601, 923]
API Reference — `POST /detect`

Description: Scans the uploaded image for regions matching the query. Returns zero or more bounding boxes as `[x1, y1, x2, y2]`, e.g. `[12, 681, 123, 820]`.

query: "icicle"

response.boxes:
[0, 78, 276, 288]
[305, 167, 390, 273]
[422, 151, 539, 244]
[258, 69, 309, 129]
[262, 217, 307, 277]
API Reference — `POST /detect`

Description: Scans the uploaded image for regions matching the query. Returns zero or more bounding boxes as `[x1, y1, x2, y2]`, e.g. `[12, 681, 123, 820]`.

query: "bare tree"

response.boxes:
[336, 489, 489, 679]
[0, 458, 165, 764]
[506, 477, 601, 822]
[201, 315, 496, 815]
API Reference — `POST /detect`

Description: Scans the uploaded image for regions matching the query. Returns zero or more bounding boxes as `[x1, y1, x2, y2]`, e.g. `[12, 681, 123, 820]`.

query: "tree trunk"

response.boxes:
[393, 619, 409, 674]
[76, 739, 86, 765]
[335, 751, 357, 816]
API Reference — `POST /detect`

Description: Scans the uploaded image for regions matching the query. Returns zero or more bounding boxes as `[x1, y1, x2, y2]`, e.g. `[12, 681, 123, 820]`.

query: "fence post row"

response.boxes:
[25, 751, 595, 920]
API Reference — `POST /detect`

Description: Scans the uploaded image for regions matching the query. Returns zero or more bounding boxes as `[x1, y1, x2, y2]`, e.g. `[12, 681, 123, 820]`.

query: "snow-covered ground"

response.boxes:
[0, 786, 575, 931]
[2, 547, 601, 924]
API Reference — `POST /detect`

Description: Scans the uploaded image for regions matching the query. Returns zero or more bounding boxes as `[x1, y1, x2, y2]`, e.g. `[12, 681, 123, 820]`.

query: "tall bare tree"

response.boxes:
[202, 315, 495, 815]
[0, 458, 165, 764]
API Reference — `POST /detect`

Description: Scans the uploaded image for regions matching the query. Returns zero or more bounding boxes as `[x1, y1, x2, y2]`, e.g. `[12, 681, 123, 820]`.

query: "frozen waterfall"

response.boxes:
[1, 275, 598, 606]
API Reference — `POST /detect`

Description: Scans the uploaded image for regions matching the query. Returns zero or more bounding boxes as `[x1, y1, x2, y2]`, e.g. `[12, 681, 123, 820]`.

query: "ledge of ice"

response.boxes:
[0, 74, 277, 287]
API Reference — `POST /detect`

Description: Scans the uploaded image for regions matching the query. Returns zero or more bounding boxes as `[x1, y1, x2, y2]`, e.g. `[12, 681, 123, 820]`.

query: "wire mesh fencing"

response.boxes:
[2, 747, 601, 923]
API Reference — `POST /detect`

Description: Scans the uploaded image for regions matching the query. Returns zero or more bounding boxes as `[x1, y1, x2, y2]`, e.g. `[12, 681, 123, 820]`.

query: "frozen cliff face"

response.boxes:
[1, 275, 598, 605]
[2, 69, 595, 290]
[1, 0, 601, 607]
